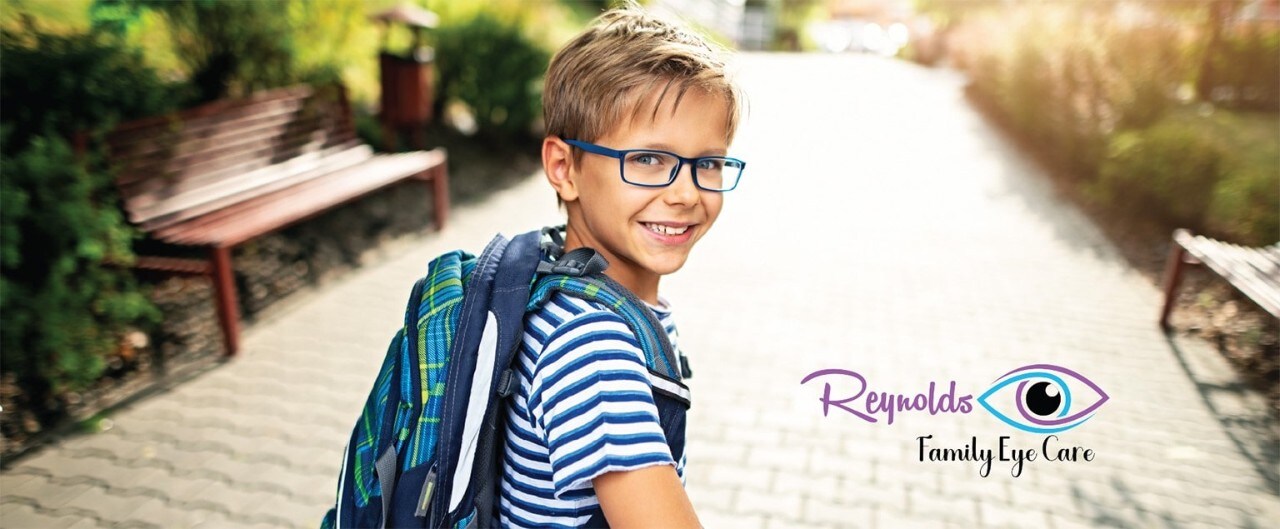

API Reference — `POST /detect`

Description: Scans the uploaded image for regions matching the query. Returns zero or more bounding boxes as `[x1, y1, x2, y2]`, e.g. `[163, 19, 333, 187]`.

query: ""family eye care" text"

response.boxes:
[918, 434, 1095, 477]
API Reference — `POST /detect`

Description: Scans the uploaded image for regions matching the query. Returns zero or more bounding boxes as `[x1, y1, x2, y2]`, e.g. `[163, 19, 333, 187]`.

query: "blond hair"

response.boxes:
[543, 3, 745, 166]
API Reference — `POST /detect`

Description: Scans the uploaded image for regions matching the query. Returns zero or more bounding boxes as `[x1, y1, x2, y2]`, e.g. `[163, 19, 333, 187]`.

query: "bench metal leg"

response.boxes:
[431, 163, 450, 231]
[1159, 243, 1189, 330]
[209, 245, 241, 356]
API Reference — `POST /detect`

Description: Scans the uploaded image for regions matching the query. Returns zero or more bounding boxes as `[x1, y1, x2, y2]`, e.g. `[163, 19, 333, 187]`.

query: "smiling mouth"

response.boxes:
[641, 222, 693, 236]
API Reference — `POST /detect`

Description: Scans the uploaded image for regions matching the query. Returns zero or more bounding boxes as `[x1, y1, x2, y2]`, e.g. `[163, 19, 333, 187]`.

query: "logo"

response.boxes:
[800, 363, 1109, 477]
[977, 364, 1109, 434]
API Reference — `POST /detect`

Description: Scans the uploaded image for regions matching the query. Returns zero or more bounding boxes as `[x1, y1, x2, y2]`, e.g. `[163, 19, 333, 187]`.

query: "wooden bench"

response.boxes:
[1160, 229, 1280, 329]
[102, 84, 449, 355]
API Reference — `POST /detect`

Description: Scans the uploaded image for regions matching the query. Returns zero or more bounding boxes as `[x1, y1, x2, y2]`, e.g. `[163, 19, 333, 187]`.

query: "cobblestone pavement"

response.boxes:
[2, 54, 1277, 529]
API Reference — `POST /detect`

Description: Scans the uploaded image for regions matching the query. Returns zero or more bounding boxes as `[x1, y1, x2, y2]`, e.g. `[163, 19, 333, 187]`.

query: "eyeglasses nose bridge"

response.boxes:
[669, 157, 701, 188]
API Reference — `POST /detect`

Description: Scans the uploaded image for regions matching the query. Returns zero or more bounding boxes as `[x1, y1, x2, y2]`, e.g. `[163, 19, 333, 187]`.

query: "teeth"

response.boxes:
[643, 222, 688, 236]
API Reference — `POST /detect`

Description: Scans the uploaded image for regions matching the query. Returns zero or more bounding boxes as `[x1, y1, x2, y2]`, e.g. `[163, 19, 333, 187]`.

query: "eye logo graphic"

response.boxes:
[977, 364, 1109, 434]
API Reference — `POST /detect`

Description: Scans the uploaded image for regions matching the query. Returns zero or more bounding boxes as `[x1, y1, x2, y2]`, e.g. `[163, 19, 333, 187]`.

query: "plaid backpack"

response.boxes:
[320, 225, 693, 529]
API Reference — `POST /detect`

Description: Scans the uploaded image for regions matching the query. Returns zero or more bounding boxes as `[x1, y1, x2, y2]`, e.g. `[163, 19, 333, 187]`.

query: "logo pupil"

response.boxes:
[1025, 381, 1061, 416]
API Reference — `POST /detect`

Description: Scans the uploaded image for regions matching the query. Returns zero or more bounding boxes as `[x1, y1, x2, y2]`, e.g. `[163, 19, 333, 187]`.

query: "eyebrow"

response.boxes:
[638, 143, 728, 156]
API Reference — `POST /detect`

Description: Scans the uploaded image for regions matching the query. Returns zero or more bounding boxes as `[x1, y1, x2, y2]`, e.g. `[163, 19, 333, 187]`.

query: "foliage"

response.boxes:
[1094, 109, 1278, 245]
[1, 26, 168, 423]
[92, 0, 299, 104]
[1094, 121, 1226, 229]
[433, 12, 549, 140]
[1, 0, 94, 35]
[1209, 159, 1280, 246]
[770, 0, 823, 51]
[0, 24, 177, 152]
[1, 133, 161, 404]
[1194, 109, 1280, 245]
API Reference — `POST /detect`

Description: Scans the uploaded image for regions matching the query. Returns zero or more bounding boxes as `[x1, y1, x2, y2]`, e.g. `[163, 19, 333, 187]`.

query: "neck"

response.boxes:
[561, 224, 660, 306]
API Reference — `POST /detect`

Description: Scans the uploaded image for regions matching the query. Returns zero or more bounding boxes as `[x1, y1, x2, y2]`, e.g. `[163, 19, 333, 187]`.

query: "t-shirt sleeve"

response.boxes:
[526, 307, 675, 498]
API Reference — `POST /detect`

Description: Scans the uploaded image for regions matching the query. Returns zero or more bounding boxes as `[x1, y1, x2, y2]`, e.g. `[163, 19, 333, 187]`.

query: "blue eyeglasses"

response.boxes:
[564, 139, 745, 192]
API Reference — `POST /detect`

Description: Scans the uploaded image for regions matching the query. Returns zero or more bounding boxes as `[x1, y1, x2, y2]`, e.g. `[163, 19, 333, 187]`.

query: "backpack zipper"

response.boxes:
[416, 463, 438, 518]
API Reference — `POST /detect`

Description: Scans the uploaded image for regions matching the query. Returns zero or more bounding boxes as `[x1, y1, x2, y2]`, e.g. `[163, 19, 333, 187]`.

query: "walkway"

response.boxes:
[1, 53, 1276, 529]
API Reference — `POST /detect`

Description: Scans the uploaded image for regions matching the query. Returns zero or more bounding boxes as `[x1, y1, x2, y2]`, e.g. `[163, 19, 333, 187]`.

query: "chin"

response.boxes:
[643, 255, 689, 276]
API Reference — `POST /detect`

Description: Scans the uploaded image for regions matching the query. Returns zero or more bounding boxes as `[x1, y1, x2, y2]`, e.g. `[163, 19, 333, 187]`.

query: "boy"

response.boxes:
[499, 4, 745, 528]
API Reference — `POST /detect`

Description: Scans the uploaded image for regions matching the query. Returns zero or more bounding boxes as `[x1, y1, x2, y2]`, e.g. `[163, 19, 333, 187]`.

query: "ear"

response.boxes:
[542, 136, 579, 203]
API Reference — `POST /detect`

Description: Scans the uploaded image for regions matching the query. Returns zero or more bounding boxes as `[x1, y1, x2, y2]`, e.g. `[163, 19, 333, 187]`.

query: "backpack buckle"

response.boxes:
[535, 248, 610, 277]
[496, 368, 518, 398]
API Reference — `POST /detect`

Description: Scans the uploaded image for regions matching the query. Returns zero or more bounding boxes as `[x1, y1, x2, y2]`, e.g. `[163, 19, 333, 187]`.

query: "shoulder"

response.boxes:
[525, 291, 640, 351]
[523, 291, 650, 385]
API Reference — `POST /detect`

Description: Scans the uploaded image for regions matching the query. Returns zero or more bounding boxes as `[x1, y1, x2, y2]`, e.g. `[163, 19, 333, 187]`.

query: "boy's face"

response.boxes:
[554, 86, 731, 284]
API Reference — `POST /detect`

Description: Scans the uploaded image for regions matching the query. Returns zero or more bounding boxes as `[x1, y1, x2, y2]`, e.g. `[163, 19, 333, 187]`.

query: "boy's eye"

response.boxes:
[627, 153, 666, 166]
[696, 158, 725, 171]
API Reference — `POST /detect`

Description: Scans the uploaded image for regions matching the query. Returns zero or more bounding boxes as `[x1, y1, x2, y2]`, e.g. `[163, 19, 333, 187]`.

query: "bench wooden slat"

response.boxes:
[128, 141, 368, 228]
[1220, 243, 1280, 312]
[1174, 230, 1280, 317]
[119, 131, 358, 210]
[119, 128, 355, 211]
[111, 108, 355, 189]
[1183, 235, 1280, 293]
[153, 149, 446, 247]
[108, 85, 313, 144]
[1228, 243, 1280, 287]
[133, 256, 211, 275]
[108, 96, 308, 170]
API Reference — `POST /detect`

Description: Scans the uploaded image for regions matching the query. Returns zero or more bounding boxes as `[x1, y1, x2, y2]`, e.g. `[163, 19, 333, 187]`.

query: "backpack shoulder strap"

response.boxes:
[430, 229, 546, 529]
[527, 271, 686, 384]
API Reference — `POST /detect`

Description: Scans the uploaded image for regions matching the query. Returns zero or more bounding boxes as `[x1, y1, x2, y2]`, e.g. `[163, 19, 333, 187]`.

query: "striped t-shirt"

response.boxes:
[498, 291, 686, 528]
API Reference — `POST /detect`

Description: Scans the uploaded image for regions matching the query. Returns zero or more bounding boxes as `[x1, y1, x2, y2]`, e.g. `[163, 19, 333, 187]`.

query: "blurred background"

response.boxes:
[1, 0, 1277, 528]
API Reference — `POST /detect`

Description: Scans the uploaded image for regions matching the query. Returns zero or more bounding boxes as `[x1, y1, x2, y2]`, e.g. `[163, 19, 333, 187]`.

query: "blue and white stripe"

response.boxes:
[499, 292, 686, 528]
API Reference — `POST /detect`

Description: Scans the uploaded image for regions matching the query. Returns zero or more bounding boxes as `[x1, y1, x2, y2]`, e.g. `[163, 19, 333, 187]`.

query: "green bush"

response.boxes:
[1094, 121, 1227, 229]
[1, 26, 170, 424]
[1, 134, 160, 401]
[1, 25, 176, 152]
[1209, 163, 1280, 246]
[433, 12, 549, 140]
[93, 0, 299, 104]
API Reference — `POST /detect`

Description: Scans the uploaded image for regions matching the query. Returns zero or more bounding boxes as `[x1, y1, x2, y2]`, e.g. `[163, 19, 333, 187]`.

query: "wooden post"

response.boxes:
[209, 245, 241, 355]
[1159, 240, 1190, 330]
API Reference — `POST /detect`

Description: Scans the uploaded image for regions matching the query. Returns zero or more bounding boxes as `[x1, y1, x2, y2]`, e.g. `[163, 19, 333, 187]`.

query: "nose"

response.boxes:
[663, 161, 700, 205]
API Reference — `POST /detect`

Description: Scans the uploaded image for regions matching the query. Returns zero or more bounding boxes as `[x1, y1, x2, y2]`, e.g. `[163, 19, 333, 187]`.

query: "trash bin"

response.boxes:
[371, 4, 439, 151]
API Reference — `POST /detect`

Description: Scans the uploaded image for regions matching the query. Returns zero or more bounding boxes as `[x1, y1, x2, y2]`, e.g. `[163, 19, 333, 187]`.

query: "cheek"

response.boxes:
[702, 193, 725, 224]
[578, 171, 646, 222]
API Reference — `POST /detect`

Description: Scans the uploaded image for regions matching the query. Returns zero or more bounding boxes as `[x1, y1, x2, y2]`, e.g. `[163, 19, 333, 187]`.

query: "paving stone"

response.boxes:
[801, 497, 874, 527]
[772, 472, 841, 503]
[6, 478, 94, 511]
[0, 471, 40, 495]
[697, 509, 767, 529]
[706, 463, 775, 492]
[688, 483, 734, 511]
[767, 517, 836, 529]
[0, 502, 82, 529]
[976, 500, 1050, 529]
[118, 497, 225, 529]
[59, 486, 154, 523]
[735, 487, 804, 519]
